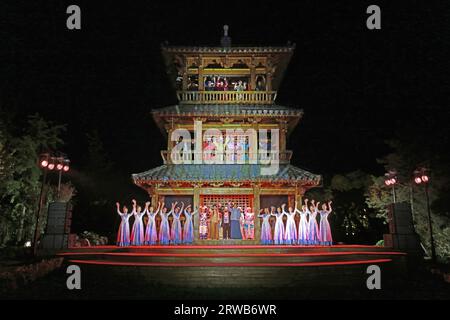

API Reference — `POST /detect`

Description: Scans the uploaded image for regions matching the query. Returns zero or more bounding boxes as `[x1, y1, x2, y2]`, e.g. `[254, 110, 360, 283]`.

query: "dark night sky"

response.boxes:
[1, 1, 449, 198]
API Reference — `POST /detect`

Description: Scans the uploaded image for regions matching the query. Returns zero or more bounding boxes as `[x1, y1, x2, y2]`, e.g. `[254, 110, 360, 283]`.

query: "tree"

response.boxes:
[366, 110, 450, 263]
[0, 114, 65, 246]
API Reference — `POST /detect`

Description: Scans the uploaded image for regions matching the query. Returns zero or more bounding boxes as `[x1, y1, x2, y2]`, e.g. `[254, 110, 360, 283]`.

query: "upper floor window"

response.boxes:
[204, 76, 251, 91]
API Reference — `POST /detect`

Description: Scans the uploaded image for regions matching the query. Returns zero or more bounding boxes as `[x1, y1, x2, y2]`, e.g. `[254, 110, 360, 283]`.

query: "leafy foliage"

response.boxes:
[366, 116, 450, 263]
[0, 114, 66, 245]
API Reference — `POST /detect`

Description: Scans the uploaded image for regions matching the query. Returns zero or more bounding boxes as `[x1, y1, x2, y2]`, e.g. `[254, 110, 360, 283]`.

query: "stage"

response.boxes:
[57, 245, 410, 296]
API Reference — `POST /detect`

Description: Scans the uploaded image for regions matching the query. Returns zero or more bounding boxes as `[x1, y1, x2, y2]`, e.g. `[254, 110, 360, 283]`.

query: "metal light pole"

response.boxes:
[57, 169, 63, 197]
[414, 168, 436, 263]
[384, 170, 398, 203]
[33, 168, 48, 256]
[33, 153, 70, 256]
[424, 183, 436, 263]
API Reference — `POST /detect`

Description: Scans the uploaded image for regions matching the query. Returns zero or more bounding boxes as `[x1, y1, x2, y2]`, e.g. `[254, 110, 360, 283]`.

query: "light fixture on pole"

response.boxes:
[414, 167, 436, 263]
[384, 170, 398, 203]
[33, 152, 71, 256]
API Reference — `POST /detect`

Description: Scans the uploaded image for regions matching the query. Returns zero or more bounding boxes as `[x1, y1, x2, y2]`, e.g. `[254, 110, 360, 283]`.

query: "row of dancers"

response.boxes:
[116, 200, 196, 246]
[115, 199, 333, 246]
[259, 199, 333, 245]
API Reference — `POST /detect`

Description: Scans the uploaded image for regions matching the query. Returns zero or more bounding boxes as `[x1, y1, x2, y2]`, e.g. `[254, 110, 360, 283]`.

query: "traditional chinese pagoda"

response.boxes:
[132, 26, 321, 243]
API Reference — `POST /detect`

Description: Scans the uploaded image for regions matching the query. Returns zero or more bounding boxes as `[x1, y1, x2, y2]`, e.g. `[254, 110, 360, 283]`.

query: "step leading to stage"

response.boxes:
[58, 245, 409, 290]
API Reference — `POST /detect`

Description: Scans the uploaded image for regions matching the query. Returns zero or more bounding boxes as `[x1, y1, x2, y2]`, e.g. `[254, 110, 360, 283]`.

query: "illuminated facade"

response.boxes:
[132, 27, 321, 243]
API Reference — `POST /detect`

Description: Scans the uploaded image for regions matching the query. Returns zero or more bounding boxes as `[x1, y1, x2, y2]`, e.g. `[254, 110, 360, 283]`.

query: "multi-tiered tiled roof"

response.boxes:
[133, 28, 321, 190]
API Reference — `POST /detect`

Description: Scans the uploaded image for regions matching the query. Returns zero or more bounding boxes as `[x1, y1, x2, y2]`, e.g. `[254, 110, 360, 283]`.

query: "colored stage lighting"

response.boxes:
[47, 163, 55, 170]
[63, 165, 70, 172]
[421, 175, 429, 183]
[40, 160, 49, 168]
[414, 177, 422, 184]
[56, 163, 64, 170]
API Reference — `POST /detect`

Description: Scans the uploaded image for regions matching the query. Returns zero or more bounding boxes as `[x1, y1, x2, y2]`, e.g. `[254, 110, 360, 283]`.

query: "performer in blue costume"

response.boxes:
[229, 202, 242, 239]
[158, 202, 173, 245]
[170, 202, 184, 245]
[130, 200, 145, 246]
[319, 201, 333, 246]
[183, 205, 197, 244]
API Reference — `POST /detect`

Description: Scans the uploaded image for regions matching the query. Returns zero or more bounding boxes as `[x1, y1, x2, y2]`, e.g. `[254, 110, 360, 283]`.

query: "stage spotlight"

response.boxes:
[56, 163, 64, 170]
[63, 165, 70, 172]
[384, 170, 398, 203]
[40, 160, 49, 168]
[414, 168, 430, 185]
[40, 154, 50, 168]
[47, 163, 55, 170]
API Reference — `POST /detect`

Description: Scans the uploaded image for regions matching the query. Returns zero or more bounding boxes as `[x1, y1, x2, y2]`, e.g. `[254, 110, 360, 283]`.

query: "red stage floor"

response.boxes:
[58, 244, 407, 268]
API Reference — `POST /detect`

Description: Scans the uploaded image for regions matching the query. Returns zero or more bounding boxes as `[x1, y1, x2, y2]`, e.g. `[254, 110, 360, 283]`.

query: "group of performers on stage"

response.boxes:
[259, 199, 333, 246]
[115, 199, 333, 246]
[198, 203, 256, 240]
[115, 200, 196, 246]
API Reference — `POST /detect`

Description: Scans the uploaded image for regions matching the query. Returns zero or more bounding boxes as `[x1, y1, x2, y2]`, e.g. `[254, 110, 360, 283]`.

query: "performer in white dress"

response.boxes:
[115, 201, 133, 246]
[272, 205, 286, 245]
[158, 202, 173, 245]
[284, 204, 298, 245]
[130, 199, 145, 246]
[319, 201, 333, 246]
[307, 200, 320, 245]
[144, 201, 161, 245]
[296, 199, 310, 245]
[183, 205, 197, 244]
[170, 202, 184, 245]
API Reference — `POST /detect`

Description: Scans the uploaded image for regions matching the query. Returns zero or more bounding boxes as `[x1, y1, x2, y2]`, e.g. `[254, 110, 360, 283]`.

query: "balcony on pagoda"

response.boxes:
[160, 150, 293, 165]
[176, 90, 277, 105]
[161, 32, 295, 106]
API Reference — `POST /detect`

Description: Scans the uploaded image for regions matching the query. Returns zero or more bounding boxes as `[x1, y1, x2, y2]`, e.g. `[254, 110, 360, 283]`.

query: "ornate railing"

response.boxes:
[161, 150, 292, 164]
[177, 90, 277, 104]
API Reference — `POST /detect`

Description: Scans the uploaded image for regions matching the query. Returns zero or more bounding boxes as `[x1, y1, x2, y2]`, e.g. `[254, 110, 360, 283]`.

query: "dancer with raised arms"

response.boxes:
[297, 199, 309, 245]
[272, 204, 286, 245]
[307, 200, 320, 245]
[258, 208, 273, 245]
[115, 200, 134, 246]
[144, 201, 160, 245]
[183, 204, 197, 244]
[158, 201, 173, 245]
[130, 200, 146, 246]
[284, 204, 298, 245]
[319, 201, 333, 246]
[170, 202, 184, 245]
